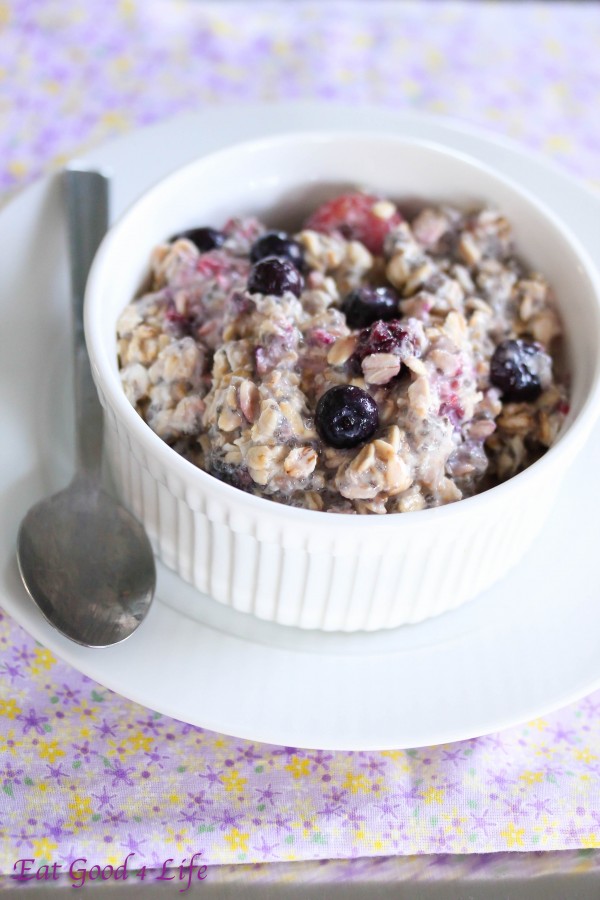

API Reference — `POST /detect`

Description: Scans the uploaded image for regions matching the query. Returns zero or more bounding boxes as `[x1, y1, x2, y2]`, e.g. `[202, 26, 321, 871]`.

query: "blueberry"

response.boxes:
[171, 227, 225, 252]
[248, 256, 304, 298]
[342, 286, 399, 329]
[489, 339, 544, 401]
[209, 457, 254, 492]
[315, 385, 379, 449]
[250, 231, 305, 270]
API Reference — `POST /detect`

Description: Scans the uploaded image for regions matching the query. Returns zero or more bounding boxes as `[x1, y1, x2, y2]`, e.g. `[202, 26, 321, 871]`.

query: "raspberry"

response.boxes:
[304, 192, 403, 255]
[351, 319, 415, 370]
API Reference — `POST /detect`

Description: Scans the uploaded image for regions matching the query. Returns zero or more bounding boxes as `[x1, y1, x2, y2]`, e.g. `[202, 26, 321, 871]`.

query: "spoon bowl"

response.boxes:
[18, 476, 155, 647]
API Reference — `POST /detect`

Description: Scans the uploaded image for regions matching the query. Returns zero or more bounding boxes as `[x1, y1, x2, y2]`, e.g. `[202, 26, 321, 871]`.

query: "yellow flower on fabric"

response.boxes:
[299, 820, 315, 839]
[442, 809, 466, 833]
[216, 64, 246, 83]
[32, 838, 58, 859]
[423, 786, 445, 805]
[29, 647, 56, 675]
[544, 37, 564, 58]
[342, 772, 369, 794]
[574, 747, 597, 764]
[71, 701, 97, 721]
[520, 771, 543, 785]
[500, 823, 525, 848]
[0, 730, 20, 756]
[582, 834, 600, 849]
[108, 733, 142, 757]
[31, 648, 56, 672]
[224, 829, 249, 852]
[119, 0, 136, 17]
[51, 152, 72, 169]
[126, 732, 153, 752]
[0, 699, 21, 719]
[7, 160, 27, 179]
[551, 83, 569, 102]
[212, 18, 236, 38]
[165, 827, 188, 851]
[353, 33, 373, 50]
[528, 718, 548, 731]
[534, 744, 555, 758]
[285, 757, 310, 779]
[381, 750, 409, 770]
[426, 48, 444, 70]
[0, 3, 12, 27]
[168, 794, 181, 805]
[545, 135, 572, 154]
[401, 78, 421, 98]
[221, 770, 247, 793]
[68, 794, 92, 819]
[428, 100, 449, 115]
[106, 741, 128, 758]
[111, 57, 132, 76]
[273, 39, 290, 57]
[38, 741, 64, 764]
[101, 112, 129, 131]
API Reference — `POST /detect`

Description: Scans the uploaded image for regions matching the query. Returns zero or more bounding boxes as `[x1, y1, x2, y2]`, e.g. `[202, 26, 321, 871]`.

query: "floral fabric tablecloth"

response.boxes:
[2, 0, 600, 883]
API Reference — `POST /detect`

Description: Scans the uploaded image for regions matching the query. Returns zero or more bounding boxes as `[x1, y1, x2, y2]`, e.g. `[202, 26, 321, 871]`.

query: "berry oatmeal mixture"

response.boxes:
[116, 192, 568, 514]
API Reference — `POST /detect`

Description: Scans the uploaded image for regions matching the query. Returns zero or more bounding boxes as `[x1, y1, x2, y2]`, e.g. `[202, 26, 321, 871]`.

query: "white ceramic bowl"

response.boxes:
[85, 132, 600, 631]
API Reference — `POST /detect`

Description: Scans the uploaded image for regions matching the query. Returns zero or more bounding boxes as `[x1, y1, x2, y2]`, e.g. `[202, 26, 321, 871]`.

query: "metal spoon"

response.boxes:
[17, 166, 156, 647]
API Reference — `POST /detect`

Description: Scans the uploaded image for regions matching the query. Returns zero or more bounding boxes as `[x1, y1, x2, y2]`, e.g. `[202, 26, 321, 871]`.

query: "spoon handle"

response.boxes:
[63, 166, 111, 479]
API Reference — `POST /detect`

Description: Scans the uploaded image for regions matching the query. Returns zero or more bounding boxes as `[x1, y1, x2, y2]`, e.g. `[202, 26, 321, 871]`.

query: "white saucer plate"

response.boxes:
[2, 104, 600, 751]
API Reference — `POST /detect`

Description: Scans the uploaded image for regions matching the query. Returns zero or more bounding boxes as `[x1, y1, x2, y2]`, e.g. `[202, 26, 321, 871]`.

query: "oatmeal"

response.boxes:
[116, 192, 568, 514]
